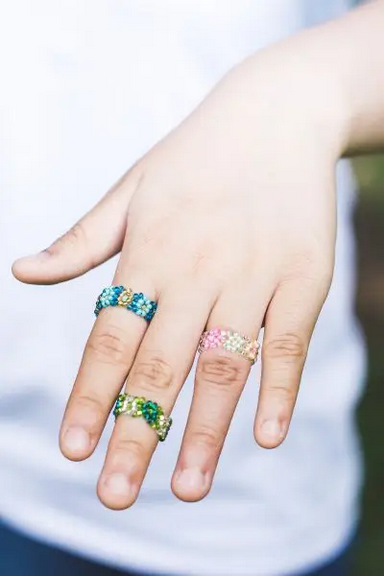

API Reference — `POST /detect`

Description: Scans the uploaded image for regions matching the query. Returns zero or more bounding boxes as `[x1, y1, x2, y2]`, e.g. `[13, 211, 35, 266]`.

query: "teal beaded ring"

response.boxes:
[94, 285, 157, 322]
[113, 394, 172, 442]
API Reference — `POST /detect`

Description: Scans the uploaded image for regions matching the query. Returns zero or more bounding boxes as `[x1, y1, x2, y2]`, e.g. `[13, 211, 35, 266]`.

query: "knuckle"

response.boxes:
[133, 224, 160, 253]
[262, 383, 296, 404]
[300, 268, 333, 300]
[47, 222, 86, 256]
[312, 259, 334, 287]
[189, 425, 221, 451]
[132, 356, 174, 392]
[190, 243, 216, 277]
[71, 393, 105, 420]
[88, 327, 130, 366]
[263, 333, 307, 363]
[66, 222, 87, 245]
[198, 355, 247, 388]
[289, 251, 334, 296]
[112, 437, 145, 460]
[65, 393, 106, 433]
[191, 250, 208, 275]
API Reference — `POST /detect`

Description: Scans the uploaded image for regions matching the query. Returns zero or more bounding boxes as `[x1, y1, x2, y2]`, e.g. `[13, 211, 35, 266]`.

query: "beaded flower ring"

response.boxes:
[113, 394, 172, 442]
[198, 328, 260, 365]
[94, 285, 157, 322]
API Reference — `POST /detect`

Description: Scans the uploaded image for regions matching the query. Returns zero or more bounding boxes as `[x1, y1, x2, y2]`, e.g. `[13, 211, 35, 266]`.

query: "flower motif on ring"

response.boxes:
[117, 288, 133, 308]
[142, 400, 160, 425]
[128, 293, 157, 320]
[157, 415, 172, 441]
[223, 331, 243, 353]
[99, 286, 119, 308]
[242, 339, 259, 362]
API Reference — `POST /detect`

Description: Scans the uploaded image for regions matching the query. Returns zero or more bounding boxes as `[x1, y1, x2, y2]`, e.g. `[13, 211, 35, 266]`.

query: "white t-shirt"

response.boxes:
[0, 1, 366, 575]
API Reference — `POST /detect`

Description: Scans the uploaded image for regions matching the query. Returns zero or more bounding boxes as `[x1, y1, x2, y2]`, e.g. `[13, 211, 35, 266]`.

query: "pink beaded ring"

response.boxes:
[198, 328, 260, 365]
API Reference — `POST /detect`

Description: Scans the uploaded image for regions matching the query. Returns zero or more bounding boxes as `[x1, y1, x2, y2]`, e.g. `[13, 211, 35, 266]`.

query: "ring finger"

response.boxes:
[172, 284, 271, 501]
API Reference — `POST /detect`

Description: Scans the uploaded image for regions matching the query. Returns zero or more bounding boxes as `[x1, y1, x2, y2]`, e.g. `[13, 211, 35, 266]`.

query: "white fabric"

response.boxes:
[0, 1, 366, 575]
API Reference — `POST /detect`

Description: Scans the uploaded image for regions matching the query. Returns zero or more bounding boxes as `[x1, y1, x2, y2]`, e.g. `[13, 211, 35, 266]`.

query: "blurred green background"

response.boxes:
[352, 155, 384, 574]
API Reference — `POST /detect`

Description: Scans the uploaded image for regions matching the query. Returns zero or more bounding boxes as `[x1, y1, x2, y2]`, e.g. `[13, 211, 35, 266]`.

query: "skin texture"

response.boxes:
[12, 1, 384, 509]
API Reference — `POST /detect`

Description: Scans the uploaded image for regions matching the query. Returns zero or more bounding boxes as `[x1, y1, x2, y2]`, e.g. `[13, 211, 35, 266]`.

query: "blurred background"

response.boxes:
[353, 154, 384, 574]
[0, 2, 382, 572]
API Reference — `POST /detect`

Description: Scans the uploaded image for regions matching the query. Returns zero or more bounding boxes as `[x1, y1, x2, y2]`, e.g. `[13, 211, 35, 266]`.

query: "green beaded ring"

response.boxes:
[113, 394, 172, 442]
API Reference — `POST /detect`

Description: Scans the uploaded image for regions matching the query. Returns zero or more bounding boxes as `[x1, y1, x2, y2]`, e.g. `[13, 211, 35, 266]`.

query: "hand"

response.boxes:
[13, 46, 342, 509]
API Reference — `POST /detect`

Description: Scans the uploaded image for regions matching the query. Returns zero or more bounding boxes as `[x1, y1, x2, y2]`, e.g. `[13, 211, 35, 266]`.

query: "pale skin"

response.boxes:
[12, 0, 384, 510]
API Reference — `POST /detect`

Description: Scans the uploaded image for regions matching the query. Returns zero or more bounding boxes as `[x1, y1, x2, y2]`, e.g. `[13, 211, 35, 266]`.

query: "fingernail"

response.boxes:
[176, 468, 207, 491]
[63, 426, 90, 453]
[261, 420, 283, 440]
[105, 473, 131, 497]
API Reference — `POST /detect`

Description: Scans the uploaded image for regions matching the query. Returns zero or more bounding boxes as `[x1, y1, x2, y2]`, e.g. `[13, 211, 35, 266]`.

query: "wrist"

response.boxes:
[227, 29, 348, 163]
[243, 1, 384, 158]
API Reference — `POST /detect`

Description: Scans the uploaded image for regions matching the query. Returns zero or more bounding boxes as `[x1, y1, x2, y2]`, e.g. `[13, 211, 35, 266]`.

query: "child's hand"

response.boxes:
[13, 44, 343, 509]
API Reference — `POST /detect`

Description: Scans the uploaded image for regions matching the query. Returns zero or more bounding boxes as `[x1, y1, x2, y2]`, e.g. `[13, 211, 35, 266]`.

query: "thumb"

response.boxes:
[12, 167, 142, 285]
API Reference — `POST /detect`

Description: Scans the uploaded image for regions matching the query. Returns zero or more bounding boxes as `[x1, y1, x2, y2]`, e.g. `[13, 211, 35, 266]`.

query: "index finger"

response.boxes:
[59, 276, 157, 460]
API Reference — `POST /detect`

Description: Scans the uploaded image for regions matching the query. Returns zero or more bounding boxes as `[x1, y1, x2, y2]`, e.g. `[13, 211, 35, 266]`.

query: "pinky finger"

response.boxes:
[254, 276, 330, 449]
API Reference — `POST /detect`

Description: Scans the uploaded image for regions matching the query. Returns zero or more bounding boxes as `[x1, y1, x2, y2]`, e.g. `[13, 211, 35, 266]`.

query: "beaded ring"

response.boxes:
[94, 285, 157, 322]
[198, 328, 260, 365]
[113, 394, 172, 442]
